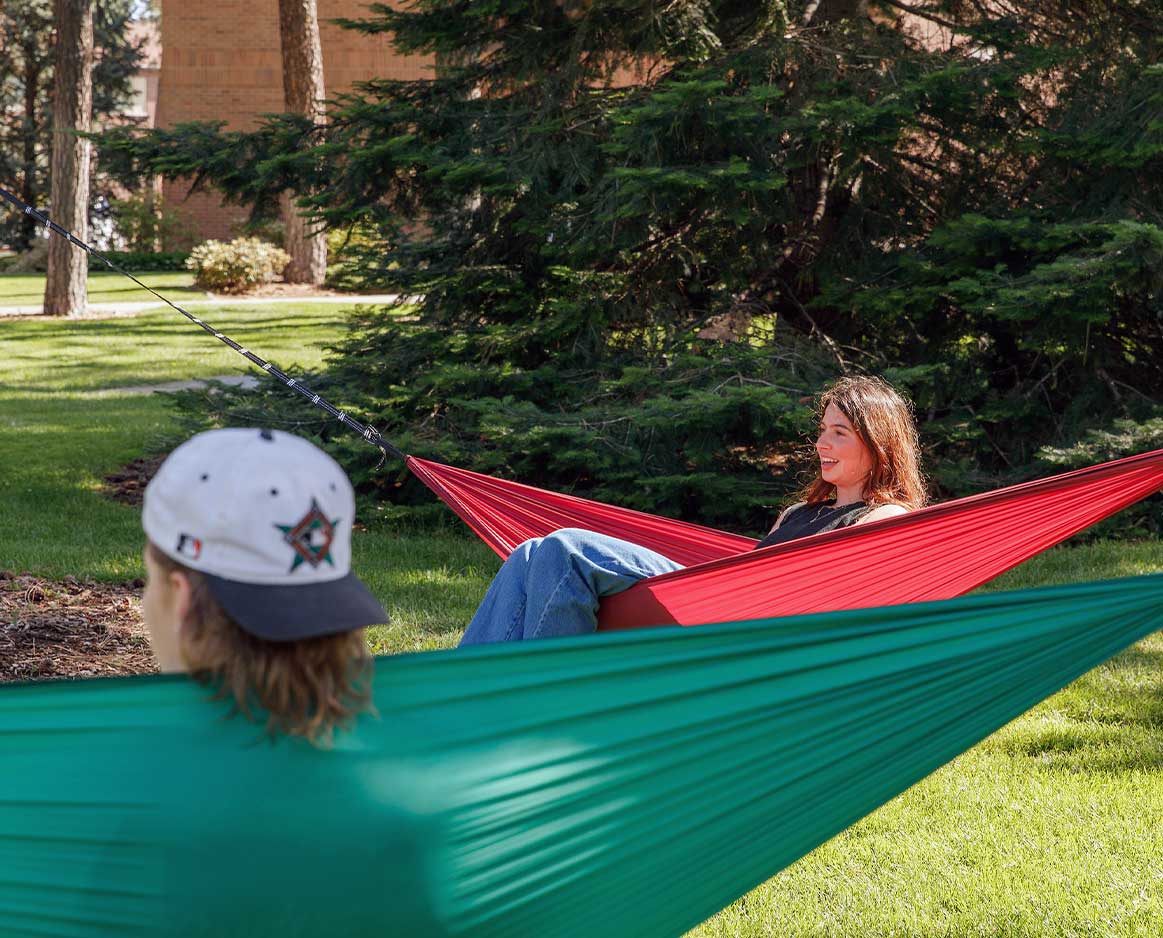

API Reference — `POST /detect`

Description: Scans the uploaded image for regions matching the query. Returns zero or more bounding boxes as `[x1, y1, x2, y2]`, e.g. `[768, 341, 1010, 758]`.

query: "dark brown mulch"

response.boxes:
[0, 571, 156, 683]
[102, 454, 166, 507]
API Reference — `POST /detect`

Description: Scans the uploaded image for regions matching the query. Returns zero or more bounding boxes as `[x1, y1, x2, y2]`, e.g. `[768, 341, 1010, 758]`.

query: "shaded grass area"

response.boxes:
[0, 270, 201, 306]
[3, 300, 1162, 937]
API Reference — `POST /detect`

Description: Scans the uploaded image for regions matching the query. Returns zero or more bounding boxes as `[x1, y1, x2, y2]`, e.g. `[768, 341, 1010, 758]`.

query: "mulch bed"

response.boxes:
[0, 571, 156, 683]
[102, 454, 166, 507]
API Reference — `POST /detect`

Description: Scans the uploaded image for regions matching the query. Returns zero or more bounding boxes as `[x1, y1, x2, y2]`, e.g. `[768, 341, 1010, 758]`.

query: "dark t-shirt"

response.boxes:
[754, 501, 870, 550]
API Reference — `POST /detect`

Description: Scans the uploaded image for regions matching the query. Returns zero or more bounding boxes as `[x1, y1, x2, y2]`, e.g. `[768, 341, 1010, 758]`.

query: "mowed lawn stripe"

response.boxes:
[0, 270, 204, 307]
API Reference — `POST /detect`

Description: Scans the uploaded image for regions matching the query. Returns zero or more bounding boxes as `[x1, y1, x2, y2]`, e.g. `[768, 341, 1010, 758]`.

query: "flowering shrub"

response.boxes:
[185, 237, 290, 293]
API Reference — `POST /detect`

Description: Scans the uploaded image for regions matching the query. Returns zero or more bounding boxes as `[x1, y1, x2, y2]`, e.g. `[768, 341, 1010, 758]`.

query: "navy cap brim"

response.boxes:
[202, 571, 389, 642]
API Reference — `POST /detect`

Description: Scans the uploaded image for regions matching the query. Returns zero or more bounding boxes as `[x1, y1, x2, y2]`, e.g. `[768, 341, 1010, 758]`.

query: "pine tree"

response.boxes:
[101, 0, 1163, 533]
[0, 0, 145, 251]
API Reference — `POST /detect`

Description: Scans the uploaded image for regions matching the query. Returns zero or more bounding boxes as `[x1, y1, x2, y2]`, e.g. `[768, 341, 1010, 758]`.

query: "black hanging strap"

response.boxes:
[0, 185, 405, 464]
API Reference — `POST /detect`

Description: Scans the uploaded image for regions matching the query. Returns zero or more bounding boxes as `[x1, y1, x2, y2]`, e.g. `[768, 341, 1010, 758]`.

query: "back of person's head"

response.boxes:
[142, 428, 387, 745]
[804, 375, 927, 509]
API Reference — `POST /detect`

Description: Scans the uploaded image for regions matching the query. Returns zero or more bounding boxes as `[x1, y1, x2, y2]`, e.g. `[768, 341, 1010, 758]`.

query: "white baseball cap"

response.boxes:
[142, 428, 388, 640]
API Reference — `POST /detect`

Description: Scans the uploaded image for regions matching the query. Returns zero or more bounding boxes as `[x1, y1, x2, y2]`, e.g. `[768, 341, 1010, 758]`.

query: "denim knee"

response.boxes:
[523, 529, 589, 574]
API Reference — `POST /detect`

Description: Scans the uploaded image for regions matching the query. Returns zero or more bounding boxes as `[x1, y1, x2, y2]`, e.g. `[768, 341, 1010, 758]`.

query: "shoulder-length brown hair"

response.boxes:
[799, 375, 928, 510]
[147, 542, 373, 746]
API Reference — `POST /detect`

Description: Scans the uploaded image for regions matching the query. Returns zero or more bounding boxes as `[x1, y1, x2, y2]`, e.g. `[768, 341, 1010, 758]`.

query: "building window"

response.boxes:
[124, 74, 150, 119]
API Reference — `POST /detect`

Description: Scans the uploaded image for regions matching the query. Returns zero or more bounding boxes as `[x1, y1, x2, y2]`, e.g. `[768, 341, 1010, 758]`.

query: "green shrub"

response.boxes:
[165, 326, 840, 535]
[105, 2, 1163, 540]
[109, 192, 196, 252]
[185, 237, 290, 293]
[90, 250, 190, 272]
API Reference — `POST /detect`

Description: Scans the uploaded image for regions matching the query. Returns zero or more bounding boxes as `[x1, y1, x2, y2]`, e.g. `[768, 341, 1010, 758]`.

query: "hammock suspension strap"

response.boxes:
[0, 185, 405, 463]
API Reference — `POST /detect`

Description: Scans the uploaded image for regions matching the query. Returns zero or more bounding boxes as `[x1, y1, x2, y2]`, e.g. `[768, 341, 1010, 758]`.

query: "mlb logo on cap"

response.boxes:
[176, 534, 203, 561]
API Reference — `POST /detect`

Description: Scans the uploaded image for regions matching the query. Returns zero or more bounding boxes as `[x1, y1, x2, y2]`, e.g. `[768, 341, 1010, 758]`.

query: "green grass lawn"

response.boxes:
[0, 269, 204, 306]
[0, 301, 495, 644]
[1, 302, 1161, 936]
[0, 302, 354, 392]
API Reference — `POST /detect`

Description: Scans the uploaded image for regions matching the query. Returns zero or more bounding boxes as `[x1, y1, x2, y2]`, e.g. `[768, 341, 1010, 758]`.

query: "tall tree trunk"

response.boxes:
[147, 174, 165, 252]
[278, 0, 327, 284]
[19, 41, 42, 252]
[44, 0, 93, 317]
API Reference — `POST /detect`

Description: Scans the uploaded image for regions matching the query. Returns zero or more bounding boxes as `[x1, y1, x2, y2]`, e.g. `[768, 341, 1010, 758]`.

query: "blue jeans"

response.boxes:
[458, 528, 684, 645]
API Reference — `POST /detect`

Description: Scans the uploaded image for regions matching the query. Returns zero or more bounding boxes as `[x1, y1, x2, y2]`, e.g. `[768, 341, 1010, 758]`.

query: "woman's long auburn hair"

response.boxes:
[147, 542, 373, 746]
[799, 375, 928, 510]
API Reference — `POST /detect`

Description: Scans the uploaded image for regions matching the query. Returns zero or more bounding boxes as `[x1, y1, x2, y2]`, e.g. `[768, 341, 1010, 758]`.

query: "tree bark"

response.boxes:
[278, 0, 327, 284]
[19, 39, 43, 252]
[44, 0, 93, 317]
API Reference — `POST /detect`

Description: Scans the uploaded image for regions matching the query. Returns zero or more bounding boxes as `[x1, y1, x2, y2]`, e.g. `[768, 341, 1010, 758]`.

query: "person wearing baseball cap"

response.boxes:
[141, 427, 389, 745]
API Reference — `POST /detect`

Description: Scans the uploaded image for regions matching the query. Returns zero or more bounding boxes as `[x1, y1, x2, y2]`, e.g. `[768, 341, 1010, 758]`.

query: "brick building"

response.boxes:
[156, 1, 433, 240]
[152, 3, 933, 242]
[122, 18, 162, 129]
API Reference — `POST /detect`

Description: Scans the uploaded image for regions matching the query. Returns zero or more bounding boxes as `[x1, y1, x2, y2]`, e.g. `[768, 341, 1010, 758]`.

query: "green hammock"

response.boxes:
[2, 574, 1161, 937]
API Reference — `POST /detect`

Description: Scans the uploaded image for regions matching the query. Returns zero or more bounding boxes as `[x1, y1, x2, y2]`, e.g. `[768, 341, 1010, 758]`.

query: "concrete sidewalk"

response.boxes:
[0, 293, 401, 318]
[90, 374, 262, 397]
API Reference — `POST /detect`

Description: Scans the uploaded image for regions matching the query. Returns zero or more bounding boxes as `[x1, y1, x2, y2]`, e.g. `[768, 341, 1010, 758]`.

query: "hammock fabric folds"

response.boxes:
[407, 450, 1163, 630]
[2, 575, 1161, 937]
[406, 455, 756, 566]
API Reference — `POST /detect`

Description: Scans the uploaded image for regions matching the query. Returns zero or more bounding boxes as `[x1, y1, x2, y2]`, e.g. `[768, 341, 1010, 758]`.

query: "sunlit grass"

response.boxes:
[690, 631, 1163, 938]
[359, 534, 499, 653]
[982, 540, 1163, 591]
[0, 301, 377, 578]
[687, 543, 1163, 938]
[0, 270, 202, 306]
[2, 297, 1161, 937]
[0, 302, 358, 391]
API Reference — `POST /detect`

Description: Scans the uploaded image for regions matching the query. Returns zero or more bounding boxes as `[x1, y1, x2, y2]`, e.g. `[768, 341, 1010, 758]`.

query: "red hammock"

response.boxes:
[407, 449, 1163, 631]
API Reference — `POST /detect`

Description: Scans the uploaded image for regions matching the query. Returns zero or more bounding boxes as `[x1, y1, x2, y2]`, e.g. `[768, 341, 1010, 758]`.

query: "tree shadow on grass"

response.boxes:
[2, 307, 342, 329]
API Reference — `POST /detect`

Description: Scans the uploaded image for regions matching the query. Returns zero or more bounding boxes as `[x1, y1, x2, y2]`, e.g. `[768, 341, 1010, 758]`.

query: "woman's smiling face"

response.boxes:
[816, 403, 874, 496]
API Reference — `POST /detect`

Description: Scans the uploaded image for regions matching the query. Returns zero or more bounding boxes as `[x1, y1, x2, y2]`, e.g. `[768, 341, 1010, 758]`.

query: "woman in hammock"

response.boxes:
[459, 375, 928, 645]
